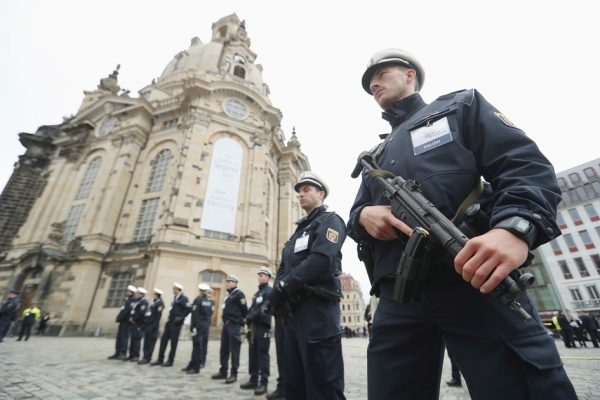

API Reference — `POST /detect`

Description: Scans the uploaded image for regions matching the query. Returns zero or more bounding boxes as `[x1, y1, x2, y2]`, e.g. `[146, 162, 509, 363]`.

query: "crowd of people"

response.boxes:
[552, 310, 600, 348]
[0, 289, 51, 343]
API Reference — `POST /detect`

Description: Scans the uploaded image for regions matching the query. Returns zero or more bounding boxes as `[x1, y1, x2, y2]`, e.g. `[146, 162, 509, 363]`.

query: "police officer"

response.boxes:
[138, 288, 164, 364]
[151, 283, 190, 367]
[108, 285, 137, 360]
[202, 287, 215, 368]
[266, 315, 285, 399]
[183, 283, 214, 374]
[127, 287, 149, 361]
[240, 266, 273, 395]
[211, 274, 248, 384]
[269, 172, 347, 400]
[348, 48, 577, 399]
[0, 289, 19, 342]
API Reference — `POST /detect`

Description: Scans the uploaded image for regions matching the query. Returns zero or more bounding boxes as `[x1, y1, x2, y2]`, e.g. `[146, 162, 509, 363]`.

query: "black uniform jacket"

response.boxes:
[348, 90, 562, 284]
[191, 295, 214, 331]
[116, 294, 136, 323]
[143, 298, 164, 330]
[130, 296, 149, 325]
[168, 293, 191, 323]
[246, 282, 273, 327]
[222, 287, 248, 323]
[0, 298, 18, 321]
[581, 314, 600, 331]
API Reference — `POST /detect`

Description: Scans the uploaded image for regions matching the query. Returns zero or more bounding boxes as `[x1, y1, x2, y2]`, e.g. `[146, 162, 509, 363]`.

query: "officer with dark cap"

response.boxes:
[211, 274, 248, 384]
[151, 282, 190, 367]
[127, 287, 148, 361]
[348, 48, 577, 399]
[108, 285, 137, 360]
[183, 283, 214, 374]
[138, 288, 164, 364]
[202, 287, 215, 368]
[240, 266, 273, 395]
[0, 289, 19, 342]
[270, 172, 347, 400]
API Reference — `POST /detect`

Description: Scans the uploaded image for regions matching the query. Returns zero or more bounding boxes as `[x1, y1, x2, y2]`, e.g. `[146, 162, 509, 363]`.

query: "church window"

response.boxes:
[201, 271, 223, 284]
[163, 119, 178, 128]
[146, 150, 172, 193]
[265, 222, 269, 242]
[62, 204, 85, 244]
[204, 230, 230, 240]
[265, 179, 271, 217]
[223, 99, 248, 119]
[142, 91, 151, 100]
[233, 66, 246, 79]
[104, 272, 132, 307]
[97, 116, 116, 137]
[218, 26, 227, 37]
[173, 56, 183, 71]
[75, 157, 102, 199]
[133, 198, 160, 242]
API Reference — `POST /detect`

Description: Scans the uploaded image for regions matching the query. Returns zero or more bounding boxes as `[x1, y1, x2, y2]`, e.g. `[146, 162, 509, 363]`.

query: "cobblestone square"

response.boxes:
[0, 336, 598, 399]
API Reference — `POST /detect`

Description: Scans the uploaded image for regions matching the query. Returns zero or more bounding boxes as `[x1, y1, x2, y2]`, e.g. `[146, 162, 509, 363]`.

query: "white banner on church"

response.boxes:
[200, 138, 243, 234]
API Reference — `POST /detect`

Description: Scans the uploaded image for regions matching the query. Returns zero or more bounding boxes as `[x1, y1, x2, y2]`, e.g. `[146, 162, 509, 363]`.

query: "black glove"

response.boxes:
[269, 283, 287, 311]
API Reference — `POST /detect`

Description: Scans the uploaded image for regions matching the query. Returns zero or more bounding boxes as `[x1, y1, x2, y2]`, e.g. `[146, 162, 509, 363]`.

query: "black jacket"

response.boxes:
[581, 314, 600, 331]
[246, 282, 272, 327]
[130, 296, 149, 325]
[143, 298, 164, 330]
[191, 295, 214, 331]
[222, 287, 248, 323]
[0, 298, 18, 321]
[116, 294, 136, 323]
[557, 315, 573, 332]
[168, 293, 191, 324]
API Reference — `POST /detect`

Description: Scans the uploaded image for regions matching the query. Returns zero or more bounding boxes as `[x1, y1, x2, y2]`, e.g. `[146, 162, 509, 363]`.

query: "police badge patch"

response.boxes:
[326, 228, 339, 243]
[141, 305, 146, 310]
[241, 298, 246, 305]
[158, 306, 163, 311]
[192, 305, 197, 310]
[493, 112, 518, 129]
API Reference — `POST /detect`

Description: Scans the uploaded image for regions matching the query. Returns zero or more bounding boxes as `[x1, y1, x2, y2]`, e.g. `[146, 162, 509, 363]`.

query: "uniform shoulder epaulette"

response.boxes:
[436, 89, 467, 101]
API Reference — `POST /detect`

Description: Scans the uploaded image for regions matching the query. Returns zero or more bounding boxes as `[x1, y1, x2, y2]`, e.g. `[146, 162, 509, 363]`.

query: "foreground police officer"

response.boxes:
[108, 285, 137, 360]
[151, 283, 190, 367]
[0, 289, 19, 342]
[138, 288, 164, 364]
[348, 48, 576, 399]
[127, 287, 148, 361]
[270, 172, 347, 400]
[202, 287, 215, 368]
[212, 274, 248, 384]
[183, 283, 214, 374]
[240, 266, 273, 395]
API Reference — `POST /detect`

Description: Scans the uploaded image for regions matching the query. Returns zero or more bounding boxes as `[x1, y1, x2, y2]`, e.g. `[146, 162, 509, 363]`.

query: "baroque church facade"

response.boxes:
[0, 14, 309, 335]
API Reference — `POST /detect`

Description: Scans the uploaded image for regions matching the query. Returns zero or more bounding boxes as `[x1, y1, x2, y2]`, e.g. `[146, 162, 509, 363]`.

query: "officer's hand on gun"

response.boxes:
[269, 283, 292, 319]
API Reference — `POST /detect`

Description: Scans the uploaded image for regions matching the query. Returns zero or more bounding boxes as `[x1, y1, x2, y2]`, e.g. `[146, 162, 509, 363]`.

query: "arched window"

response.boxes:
[62, 204, 85, 244]
[105, 272, 132, 307]
[233, 66, 246, 79]
[133, 198, 160, 242]
[76, 157, 102, 199]
[146, 149, 172, 192]
[201, 271, 224, 284]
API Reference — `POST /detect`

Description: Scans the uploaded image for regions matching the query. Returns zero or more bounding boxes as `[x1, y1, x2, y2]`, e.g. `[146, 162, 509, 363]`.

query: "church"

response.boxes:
[0, 14, 310, 336]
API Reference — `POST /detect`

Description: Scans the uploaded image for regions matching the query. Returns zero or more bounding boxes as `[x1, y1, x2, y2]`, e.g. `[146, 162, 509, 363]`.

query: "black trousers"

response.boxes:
[0, 319, 11, 340]
[219, 321, 242, 376]
[18, 324, 33, 341]
[157, 320, 183, 363]
[274, 318, 286, 393]
[248, 324, 271, 385]
[368, 282, 577, 400]
[447, 348, 461, 382]
[129, 325, 144, 359]
[188, 328, 208, 371]
[115, 321, 132, 356]
[586, 329, 600, 347]
[143, 327, 160, 361]
[201, 328, 210, 366]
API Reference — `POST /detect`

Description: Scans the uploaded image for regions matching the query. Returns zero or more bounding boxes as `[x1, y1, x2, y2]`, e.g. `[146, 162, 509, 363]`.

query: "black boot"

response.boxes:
[255, 385, 268, 395]
[161, 361, 173, 367]
[212, 372, 227, 379]
[266, 389, 285, 399]
[107, 354, 120, 360]
[137, 359, 149, 365]
[446, 378, 462, 387]
[150, 360, 163, 366]
[240, 380, 258, 389]
[225, 375, 237, 384]
[186, 369, 199, 374]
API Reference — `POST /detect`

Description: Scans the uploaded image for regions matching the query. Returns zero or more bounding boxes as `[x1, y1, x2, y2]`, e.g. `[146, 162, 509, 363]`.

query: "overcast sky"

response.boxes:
[1, 0, 599, 302]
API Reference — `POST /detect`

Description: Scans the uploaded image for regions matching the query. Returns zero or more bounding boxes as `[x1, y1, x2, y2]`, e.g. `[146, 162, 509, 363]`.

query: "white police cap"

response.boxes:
[198, 283, 211, 291]
[258, 266, 273, 277]
[207, 287, 214, 293]
[362, 48, 426, 95]
[226, 274, 239, 283]
[153, 288, 164, 295]
[137, 287, 148, 294]
[173, 282, 184, 290]
[294, 171, 329, 199]
[127, 285, 138, 293]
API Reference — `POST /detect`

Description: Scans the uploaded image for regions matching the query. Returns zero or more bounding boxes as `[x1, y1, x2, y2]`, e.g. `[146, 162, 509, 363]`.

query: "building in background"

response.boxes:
[539, 158, 600, 318]
[339, 272, 366, 331]
[0, 14, 311, 336]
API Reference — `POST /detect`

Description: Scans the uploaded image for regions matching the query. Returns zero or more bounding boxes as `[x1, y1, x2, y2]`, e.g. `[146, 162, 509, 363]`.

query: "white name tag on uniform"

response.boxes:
[145, 311, 151, 317]
[411, 117, 453, 155]
[222, 303, 226, 310]
[256, 296, 263, 304]
[295, 235, 309, 252]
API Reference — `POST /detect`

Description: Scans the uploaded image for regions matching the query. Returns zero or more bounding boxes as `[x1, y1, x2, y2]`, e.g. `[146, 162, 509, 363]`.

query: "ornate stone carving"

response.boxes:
[287, 127, 301, 148]
[66, 237, 85, 254]
[48, 221, 66, 243]
[59, 145, 87, 163]
[250, 127, 272, 147]
[182, 107, 211, 129]
[98, 65, 121, 95]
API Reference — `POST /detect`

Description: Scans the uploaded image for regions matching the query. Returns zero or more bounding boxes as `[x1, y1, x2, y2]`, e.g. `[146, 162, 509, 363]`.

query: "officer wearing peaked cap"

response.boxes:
[151, 283, 190, 367]
[139, 288, 164, 364]
[270, 172, 347, 400]
[108, 285, 137, 360]
[240, 267, 273, 395]
[127, 287, 148, 361]
[212, 274, 248, 384]
[183, 283, 214, 374]
[348, 48, 576, 399]
[0, 289, 19, 342]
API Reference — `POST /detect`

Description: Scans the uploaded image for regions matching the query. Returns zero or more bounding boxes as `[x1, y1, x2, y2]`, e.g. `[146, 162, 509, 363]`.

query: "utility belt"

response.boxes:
[296, 284, 342, 303]
[224, 317, 243, 325]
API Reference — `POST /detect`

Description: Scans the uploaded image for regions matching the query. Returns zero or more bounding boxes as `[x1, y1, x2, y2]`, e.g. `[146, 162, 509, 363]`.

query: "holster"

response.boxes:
[358, 239, 376, 284]
[393, 228, 434, 303]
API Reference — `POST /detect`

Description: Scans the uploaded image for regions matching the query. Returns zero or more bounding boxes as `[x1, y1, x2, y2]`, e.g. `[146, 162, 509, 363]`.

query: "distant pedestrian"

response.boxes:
[138, 288, 164, 364]
[0, 289, 19, 342]
[108, 285, 137, 360]
[557, 311, 577, 348]
[151, 283, 190, 367]
[17, 303, 41, 341]
[37, 313, 50, 336]
[580, 310, 600, 348]
[569, 315, 586, 347]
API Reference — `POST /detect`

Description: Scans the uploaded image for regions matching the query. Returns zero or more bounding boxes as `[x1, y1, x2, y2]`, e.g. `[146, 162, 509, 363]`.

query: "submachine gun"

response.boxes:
[351, 151, 535, 322]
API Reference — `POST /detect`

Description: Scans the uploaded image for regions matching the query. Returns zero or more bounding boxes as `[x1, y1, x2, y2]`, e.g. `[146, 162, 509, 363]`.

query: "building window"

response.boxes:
[592, 181, 600, 195]
[133, 198, 160, 242]
[584, 204, 600, 222]
[568, 209, 583, 226]
[75, 157, 102, 200]
[233, 66, 246, 79]
[97, 116, 117, 137]
[575, 186, 588, 199]
[584, 167, 596, 178]
[173, 56, 183, 71]
[569, 173, 581, 183]
[586, 285, 600, 300]
[204, 230, 230, 240]
[550, 239, 562, 255]
[561, 191, 571, 204]
[559, 260, 573, 279]
[142, 91, 151, 100]
[592, 254, 600, 274]
[570, 287, 583, 301]
[105, 272, 132, 307]
[265, 179, 271, 218]
[557, 177, 567, 188]
[201, 271, 223, 284]
[218, 26, 227, 37]
[579, 230, 595, 249]
[146, 150, 172, 193]
[223, 99, 248, 119]
[556, 213, 567, 229]
[342, 304, 345, 311]
[163, 119, 178, 128]
[62, 204, 85, 244]
[574, 257, 590, 277]
[343, 316, 346, 323]
[563, 234, 578, 252]
[265, 222, 269, 242]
